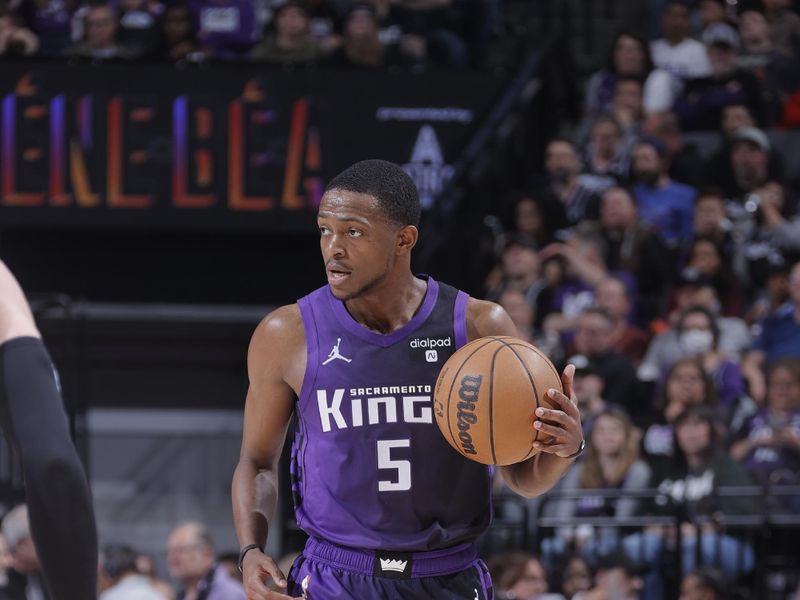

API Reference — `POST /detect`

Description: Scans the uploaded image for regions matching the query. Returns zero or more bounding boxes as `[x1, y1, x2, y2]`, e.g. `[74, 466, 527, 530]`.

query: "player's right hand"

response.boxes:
[242, 550, 303, 600]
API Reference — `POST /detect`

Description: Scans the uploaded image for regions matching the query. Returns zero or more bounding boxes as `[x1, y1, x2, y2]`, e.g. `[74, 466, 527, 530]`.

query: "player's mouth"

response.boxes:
[326, 266, 352, 285]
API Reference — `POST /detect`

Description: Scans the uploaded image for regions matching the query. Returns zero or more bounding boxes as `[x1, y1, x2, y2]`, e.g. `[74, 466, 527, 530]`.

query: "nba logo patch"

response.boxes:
[425, 350, 438, 362]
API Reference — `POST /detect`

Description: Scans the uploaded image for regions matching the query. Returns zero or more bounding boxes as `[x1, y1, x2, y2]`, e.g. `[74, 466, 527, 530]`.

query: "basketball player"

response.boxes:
[0, 260, 98, 599]
[232, 160, 584, 599]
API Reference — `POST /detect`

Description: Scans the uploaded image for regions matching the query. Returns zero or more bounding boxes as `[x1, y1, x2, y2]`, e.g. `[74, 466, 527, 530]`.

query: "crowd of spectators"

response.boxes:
[0, 0, 499, 67]
[0, 505, 246, 599]
[481, 0, 800, 597]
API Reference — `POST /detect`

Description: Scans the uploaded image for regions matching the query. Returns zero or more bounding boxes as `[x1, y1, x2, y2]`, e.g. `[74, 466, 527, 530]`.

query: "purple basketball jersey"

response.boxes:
[292, 276, 492, 551]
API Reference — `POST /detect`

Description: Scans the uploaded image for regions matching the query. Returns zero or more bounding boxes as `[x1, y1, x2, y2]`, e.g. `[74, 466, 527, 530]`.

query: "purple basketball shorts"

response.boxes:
[286, 537, 494, 599]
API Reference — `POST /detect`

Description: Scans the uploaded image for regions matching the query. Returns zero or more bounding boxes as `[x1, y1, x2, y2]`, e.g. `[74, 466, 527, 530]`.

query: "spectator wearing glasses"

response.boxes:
[166, 522, 244, 600]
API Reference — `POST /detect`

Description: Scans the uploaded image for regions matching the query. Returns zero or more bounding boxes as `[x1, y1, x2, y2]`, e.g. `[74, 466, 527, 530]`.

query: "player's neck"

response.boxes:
[344, 271, 427, 334]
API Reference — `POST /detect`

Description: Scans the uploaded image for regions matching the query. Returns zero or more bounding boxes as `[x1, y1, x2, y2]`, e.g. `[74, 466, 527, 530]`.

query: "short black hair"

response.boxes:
[325, 159, 421, 227]
[102, 544, 138, 580]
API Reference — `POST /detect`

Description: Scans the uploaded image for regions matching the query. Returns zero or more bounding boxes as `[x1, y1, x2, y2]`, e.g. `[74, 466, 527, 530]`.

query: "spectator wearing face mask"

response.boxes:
[674, 306, 750, 421]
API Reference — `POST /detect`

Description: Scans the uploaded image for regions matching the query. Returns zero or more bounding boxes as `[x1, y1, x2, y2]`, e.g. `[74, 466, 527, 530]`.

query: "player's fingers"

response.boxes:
[261, 556, 289, 588]
[547, 387, 580, 418]
[533, 441, 569, 454]
[533, 420, 566, 439]
[534, 406, 570, 426]
[560, 364, 576, 401]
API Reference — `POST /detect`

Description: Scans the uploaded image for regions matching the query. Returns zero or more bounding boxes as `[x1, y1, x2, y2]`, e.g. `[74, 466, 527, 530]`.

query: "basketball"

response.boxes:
[433, 336, 563, 466]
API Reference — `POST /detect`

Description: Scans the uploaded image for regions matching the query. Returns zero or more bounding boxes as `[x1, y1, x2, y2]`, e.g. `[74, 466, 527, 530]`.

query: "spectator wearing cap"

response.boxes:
[630, 137, 697, 247]
[541, 139, 614, 226]
[674, 22, 764, 131]
[651, 1, 712, 80]
[249, 1, 321, 64]
[99, 544, 165, 600]
[742, 260, 800, 403]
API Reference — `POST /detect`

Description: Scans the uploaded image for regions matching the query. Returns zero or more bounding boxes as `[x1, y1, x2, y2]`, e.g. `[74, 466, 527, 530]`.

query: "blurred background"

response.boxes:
[1, 0, 800, 598]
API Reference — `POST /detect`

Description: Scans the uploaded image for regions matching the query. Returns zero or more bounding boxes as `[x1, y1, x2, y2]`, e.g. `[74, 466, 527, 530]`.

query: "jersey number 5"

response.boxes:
[377, 439, 411, 492]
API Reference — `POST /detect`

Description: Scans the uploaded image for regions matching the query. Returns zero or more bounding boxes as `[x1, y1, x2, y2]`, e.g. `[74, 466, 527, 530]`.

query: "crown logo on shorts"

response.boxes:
[379, 558, 408, 573]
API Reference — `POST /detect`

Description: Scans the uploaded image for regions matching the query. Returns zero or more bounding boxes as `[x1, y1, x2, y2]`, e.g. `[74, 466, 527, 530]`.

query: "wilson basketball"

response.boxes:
[433, 336, 563, 466]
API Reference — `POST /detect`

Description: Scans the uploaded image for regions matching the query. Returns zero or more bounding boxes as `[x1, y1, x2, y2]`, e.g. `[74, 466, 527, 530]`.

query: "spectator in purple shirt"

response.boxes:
[17, 0, 73, 56]
[189, 0, 261, 60]
[731, 357, 800, 510]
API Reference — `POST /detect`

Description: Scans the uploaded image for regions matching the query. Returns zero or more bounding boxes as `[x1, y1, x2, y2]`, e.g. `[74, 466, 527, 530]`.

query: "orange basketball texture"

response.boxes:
[433, 336, 563, 466]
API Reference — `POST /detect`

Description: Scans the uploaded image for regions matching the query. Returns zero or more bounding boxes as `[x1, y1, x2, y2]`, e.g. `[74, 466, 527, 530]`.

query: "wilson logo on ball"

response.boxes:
[456, 374, 482, 455]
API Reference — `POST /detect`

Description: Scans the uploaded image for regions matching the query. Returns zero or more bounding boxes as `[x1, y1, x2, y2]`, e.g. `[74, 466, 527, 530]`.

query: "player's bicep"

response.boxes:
[239, 308, 302, 469]
[466, 298, 517, 341]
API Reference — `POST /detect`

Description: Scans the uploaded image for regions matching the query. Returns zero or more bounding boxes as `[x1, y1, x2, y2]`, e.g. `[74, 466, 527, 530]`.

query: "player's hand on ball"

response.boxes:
[531, 364, 584, 458]
[242, 550, 303, 600]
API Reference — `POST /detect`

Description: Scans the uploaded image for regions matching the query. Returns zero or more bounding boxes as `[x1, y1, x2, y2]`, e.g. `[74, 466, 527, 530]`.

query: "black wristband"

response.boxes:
[237, 544, 262, 573]
[564, 438, 585, 460]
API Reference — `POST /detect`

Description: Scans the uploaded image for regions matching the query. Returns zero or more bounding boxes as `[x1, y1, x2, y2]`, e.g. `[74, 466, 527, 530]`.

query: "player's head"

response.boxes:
[318, 160, 421, 300]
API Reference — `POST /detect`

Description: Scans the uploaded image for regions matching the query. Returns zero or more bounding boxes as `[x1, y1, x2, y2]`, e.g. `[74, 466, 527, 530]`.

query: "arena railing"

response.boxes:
[486, 484, 800, 599]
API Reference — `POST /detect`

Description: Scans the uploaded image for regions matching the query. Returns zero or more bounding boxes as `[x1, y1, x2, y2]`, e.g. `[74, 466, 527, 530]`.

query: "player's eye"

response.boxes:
[318, 225, 330, 235]
[348, 228, 363, 238]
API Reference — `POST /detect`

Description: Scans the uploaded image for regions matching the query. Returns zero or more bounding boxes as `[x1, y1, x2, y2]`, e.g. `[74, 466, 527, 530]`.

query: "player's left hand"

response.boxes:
[531, 364, 584, 458]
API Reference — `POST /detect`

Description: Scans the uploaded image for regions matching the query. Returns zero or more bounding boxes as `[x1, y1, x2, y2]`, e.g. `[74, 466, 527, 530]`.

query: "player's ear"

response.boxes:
[396, 225, 418, 256]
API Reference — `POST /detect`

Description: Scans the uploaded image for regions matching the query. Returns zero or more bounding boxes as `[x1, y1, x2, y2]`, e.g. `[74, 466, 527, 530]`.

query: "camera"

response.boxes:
[744, 193, 761, 214]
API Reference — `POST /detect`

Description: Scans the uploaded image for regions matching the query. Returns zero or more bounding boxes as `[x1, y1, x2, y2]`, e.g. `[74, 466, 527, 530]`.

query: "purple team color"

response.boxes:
[291, 276, 491, 553]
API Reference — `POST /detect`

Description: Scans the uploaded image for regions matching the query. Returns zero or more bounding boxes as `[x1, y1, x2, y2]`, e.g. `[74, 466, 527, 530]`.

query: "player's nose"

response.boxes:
[323, 233, 346, 258]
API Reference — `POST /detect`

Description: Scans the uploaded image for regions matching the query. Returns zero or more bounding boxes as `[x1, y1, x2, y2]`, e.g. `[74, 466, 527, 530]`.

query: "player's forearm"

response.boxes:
[232, 457, 278, 548]
[501, 453, 574, 499]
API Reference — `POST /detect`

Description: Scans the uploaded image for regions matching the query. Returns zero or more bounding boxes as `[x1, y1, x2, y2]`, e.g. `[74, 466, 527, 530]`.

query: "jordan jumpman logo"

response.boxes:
[322, 337, 352, 365]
